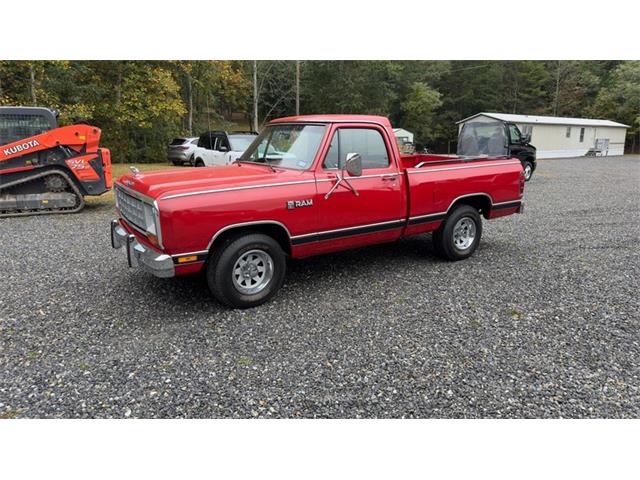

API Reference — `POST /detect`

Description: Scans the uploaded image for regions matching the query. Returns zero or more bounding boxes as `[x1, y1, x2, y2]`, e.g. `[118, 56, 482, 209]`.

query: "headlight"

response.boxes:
[143, 203, 162, 247]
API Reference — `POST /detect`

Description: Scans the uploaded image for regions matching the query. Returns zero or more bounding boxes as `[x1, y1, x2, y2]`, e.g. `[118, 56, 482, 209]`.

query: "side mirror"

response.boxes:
[344, 152, 362, 177]
[218, 146, 229, 152]
[522, 133, 531, 144]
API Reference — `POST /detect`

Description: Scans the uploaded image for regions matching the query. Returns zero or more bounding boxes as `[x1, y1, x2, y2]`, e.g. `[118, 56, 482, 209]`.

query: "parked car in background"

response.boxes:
[192, 131, 258, 167]
[167, 137, 199, 166]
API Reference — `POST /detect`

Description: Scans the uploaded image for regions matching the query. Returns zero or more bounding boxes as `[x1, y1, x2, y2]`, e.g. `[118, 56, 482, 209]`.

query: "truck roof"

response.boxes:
[270, 114, 392, 127]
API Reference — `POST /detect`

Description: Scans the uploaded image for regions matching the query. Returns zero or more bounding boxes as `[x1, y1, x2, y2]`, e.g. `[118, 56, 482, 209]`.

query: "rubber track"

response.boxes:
[0, 169, 85, 218]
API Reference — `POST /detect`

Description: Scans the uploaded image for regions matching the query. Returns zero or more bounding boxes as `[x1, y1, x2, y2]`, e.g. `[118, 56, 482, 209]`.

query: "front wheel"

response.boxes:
[206, 233, 286, 308]
[195, 159, 205, 167]
[522, 161, 533, 181]
[432, 205, 482, 261]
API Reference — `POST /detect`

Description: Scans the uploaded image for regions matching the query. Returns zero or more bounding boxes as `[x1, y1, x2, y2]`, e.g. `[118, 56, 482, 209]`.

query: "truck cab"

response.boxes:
[458, 119, 537, 180]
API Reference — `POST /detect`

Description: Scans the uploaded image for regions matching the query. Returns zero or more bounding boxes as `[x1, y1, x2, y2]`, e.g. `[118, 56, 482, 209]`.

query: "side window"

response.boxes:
[323, 128, 390, 170]
[198, 134, 216, 150]
[218, 136, 230, 151]
[322, 132, 339, 169]
[579, 127, 585, 143]
[566, 127, 571, 138]
[509, 124, 521, 143]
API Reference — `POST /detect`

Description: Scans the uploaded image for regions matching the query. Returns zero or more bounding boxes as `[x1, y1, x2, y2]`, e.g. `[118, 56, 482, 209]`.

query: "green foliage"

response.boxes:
[593, 61, 640, 131]
[400, 82, 442, 143]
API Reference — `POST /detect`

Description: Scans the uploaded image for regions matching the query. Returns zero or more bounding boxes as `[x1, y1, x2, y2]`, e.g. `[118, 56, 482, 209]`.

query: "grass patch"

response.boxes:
[0, 409, 22, 419]
[468, 318, 482, 328]
[509, 307, 524, 319]
[25, 351, 40, 359]
[237, 356, 253, 367]
[85, 162, 177, 207]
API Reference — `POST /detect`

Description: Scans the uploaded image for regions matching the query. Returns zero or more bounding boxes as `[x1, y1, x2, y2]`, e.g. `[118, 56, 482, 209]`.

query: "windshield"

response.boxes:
[457, 121, 508, 157]
[239, 124, 327, 170]
[228, 134, 257, 152]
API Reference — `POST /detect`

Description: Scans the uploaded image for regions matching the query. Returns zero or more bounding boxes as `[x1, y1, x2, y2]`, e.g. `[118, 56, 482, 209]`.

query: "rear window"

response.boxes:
[170, 138, 187, 146]
[457, 121, 508, 157]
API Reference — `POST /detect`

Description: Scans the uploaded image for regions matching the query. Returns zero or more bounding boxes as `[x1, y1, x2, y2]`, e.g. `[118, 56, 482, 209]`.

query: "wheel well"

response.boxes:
[448, 194, 492, 219]
[208, 223, 292, 257]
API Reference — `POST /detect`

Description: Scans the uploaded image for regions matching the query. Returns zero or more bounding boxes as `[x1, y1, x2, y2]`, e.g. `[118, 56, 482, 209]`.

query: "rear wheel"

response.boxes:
[522, 160, 533, 181]
[432, 205, 482, 261]
[206, 233, 286, 308]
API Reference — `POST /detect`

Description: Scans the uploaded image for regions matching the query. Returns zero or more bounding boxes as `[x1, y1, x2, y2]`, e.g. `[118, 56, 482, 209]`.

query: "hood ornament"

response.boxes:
[129, 166, 140, 176]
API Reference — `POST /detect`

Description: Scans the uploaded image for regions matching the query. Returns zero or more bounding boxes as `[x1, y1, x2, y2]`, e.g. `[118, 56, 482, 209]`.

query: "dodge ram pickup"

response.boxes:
[111, 115, 525, 308]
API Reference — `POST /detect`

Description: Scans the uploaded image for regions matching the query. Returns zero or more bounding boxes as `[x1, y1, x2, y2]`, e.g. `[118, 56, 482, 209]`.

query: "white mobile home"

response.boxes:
[457, 113, 629, 159]
[393, 128, 414, 145]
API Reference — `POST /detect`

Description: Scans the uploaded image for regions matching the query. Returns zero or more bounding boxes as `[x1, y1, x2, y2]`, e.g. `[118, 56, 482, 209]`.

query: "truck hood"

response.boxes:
[116, 163, 305, 200]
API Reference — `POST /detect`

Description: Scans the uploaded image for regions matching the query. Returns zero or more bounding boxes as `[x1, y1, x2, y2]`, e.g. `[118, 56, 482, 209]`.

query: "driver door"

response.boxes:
[312, 125, 404, 254]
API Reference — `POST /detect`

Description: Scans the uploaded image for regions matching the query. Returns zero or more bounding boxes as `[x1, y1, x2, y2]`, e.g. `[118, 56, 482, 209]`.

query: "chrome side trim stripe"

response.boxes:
[163, 174, 402, 200]
[408, 161, 520, 174]
[161, 179, 317, 200]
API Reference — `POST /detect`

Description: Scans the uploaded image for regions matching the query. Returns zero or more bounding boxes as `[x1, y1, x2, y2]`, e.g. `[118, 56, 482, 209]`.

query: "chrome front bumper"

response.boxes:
[111, 219, 175, 278]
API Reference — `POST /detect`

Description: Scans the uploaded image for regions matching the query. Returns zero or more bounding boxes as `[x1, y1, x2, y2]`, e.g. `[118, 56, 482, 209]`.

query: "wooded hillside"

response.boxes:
[1, 60, 637, 161]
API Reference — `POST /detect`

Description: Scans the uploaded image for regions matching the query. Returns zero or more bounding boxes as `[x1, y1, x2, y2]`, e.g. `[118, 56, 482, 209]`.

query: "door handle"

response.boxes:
[381, 175, 397, 181]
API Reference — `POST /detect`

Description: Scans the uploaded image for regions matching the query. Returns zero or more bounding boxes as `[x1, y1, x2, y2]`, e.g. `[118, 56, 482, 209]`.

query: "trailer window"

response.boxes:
[566, 127, 571, 138]
[580, 127, 585, 142]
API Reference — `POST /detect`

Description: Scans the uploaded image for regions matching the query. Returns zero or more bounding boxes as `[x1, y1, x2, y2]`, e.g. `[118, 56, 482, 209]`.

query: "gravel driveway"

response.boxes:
[1, 155, 639, 418]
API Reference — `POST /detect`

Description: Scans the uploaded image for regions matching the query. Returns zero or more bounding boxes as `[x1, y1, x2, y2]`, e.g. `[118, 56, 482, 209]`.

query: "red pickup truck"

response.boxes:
[111, 115, 524, 308]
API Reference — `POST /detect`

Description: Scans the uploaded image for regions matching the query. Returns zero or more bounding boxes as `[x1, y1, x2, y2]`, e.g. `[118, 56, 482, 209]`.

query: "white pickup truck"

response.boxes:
[192, 130, 257, 167]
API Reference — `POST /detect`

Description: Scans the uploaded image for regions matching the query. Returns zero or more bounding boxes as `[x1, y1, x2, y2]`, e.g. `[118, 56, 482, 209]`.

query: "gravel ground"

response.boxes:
[1, 155, 639, 418]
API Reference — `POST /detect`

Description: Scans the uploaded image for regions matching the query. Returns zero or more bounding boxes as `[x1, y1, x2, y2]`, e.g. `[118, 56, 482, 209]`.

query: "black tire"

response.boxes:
[522, 160, 533, 181]
[171, 160, 180, 166]
[206, 233, 286, 308]
[432, 205, 482, 261]
[195, 159, 205, 167]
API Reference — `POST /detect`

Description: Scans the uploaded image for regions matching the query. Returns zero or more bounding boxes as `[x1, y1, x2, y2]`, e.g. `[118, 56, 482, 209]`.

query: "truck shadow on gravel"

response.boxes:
[129, 234, 442, 315]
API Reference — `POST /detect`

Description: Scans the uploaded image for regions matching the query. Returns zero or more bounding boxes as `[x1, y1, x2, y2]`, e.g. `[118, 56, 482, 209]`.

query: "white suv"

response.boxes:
[192, 131, 258, 167]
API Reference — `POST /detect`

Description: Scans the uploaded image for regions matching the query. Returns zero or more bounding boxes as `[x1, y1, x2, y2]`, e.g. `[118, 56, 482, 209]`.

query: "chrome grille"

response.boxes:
[116, 186, 146, 230]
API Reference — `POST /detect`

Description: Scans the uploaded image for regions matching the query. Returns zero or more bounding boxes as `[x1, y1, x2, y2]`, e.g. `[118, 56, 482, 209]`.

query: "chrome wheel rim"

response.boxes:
[524, 164, 532, 180]
[452, 217, 476, 251]
[232, 249, 274, 295]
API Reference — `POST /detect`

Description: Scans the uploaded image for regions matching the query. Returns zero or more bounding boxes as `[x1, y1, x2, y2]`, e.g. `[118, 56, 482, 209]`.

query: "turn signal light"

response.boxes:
[177, 255, 197, 264]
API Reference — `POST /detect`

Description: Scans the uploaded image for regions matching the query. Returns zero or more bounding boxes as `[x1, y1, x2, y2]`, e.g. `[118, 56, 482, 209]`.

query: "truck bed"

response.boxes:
[400, 154, 524, 238]
[399, 153, 509, 170]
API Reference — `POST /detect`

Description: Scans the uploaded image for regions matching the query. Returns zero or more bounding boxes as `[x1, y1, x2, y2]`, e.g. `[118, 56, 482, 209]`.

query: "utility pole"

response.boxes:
[295, 60, 300, 116]
[553, 60, 561, 116]
[253, 60, 259, 132]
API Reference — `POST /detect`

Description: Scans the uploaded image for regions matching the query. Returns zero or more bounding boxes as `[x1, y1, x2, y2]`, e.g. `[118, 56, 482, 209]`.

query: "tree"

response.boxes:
[400, 82, 443, 144]
[592, 61, 640, 152]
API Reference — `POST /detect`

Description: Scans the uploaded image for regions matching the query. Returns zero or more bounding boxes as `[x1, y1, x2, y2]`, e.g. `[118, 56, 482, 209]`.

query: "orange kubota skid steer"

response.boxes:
[0, 106, 112, 217]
